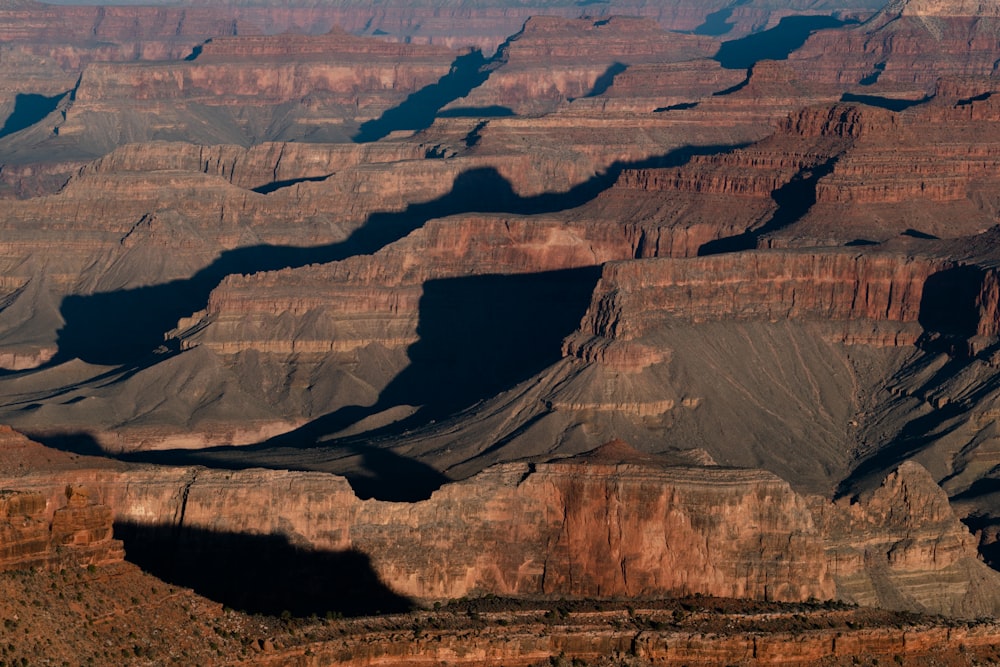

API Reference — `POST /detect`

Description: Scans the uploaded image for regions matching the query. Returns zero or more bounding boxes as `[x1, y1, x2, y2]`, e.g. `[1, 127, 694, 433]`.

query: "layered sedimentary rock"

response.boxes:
[451, 16, 719, 114]
[0, 485, 123, 572]
[56, 29, 462, 149]
[4, 2, 1000, 645]
[0, 0, 888, 66]
[3, 430, 997, 618]
[177, 216, 631, 358]
[790, 0, 1000, 90]
[572, 251, 973, 345]
[267, 617, 1000, 667]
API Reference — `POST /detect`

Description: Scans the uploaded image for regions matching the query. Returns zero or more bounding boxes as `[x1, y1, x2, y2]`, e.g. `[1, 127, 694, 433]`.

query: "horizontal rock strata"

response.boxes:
[3, 427, 996, 617]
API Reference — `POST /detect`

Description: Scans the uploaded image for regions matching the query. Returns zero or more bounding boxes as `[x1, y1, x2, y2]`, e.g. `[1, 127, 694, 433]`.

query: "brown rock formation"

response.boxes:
[4, 439, 997, 618]
[790, 0, 1000, 90]
[4, 4, 1000, 648]
[573, 251, 951, 344]
[0, 485, 122, 572]
[260, 613, 1000, 666]
[451, 16, 718, 114]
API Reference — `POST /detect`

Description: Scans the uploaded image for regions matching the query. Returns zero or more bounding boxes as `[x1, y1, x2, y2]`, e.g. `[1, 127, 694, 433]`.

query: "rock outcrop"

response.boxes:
[262, 616, 1000, 666]
[3, 430, 997, 617]
[572, 251, 973, 347]
[0, 485, 123, 572]
[790, 0, 1000, 89]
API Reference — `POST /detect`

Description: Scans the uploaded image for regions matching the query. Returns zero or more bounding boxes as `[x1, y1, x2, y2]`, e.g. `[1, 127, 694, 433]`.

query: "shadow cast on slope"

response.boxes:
[0, 92, 65, 139]
[582, 62, 626, 98]
[697, 155, 839, 255]
[48, 144, 742, 368]
[836, 274, 1000, 498]
[960, 509, 1000, 569]
[840, 92, 932, 112]
[115, 523, 413, 617]
[918, 266, 984, 338]
[263, 266, 602, 441]
[353, 50, 492, 143]
[713, 15, 853, 69]
[114, 267, 601, 501]
[691, 0, 751, 37]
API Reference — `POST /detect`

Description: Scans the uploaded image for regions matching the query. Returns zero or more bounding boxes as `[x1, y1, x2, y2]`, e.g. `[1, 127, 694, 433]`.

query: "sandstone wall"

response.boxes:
[0, 486, 123, 572]
[574, 251, 997, 344]
[6, 445, 999, 617]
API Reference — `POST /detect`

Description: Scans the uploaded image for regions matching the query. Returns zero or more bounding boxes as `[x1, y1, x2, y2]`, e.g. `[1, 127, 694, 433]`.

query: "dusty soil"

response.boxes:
[2, 566, 997, 667]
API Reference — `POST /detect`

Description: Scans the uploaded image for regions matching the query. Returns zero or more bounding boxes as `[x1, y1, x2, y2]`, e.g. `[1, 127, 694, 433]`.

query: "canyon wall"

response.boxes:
[573, 251, 961, 345]
[0, 485, 123, 572]
[2, 426, 997, 618]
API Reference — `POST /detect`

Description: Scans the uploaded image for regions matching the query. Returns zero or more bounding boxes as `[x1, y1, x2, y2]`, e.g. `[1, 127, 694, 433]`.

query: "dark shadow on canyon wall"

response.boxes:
[22, 431, 106, 458]
[697, 155, 839, 255]
[437, 105, 515, 118]
[115, 523, 413, 617]
[714, 15, 852, 69]
[837, 272, 1000, 500]
[858, 62, 885, 86]
[960, 507, 1000, 569]
[0, 92, 65, 139]
[353, 50, 491, 142]
[260, 266, 602, 445]
[386, 269, 603, 417]
[840, 92, 932, 112]
[334, 441, 452, 501]
[918, 266, 983, 337]
[47, 143, 742, 369]
[691, 0, 750, 37]
[108, 267, 600, 501]
[583, 62, 626, 98]
[251, 173, 333, 194]
[654, 101, 699, 112]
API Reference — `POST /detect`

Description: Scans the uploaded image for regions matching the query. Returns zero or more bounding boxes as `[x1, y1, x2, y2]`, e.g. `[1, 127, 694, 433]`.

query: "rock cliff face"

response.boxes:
[5, 3, 1000, 652]
[0, 485, 123, 572]
[790, 0, 1000, 88]
[452, 16, 719, 114]
[4, 433, 997, 618]
[573, 251, 973, 345]
[0, 0, 888, 66]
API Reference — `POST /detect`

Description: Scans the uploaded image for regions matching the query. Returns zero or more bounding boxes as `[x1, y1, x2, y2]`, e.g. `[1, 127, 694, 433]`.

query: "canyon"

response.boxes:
[4, 0, 1000, 664]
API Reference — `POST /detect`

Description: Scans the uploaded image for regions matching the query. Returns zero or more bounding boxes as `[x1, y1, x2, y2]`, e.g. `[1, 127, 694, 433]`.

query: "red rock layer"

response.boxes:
[71, 31, 457, 106]
[261, 619, 1000, 667]
[451, 16, 719, 114]
[814, 95, 1000, 207]
[0, 486, 123, 572]
[790, 1, 1000, 90]
[576, 251, 951, 343]
[0, 0, 883, 64]
[7, 447, 998, 617]
[179, 216, 632, 356]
